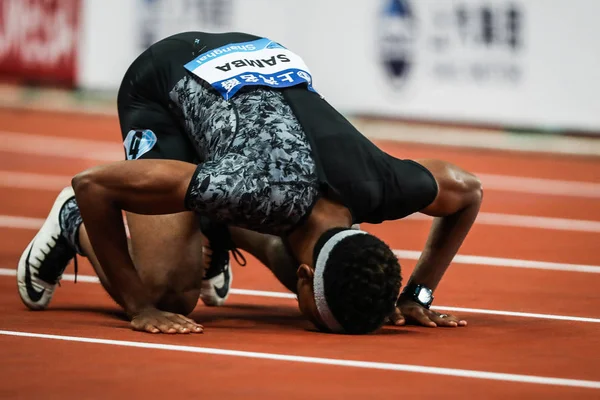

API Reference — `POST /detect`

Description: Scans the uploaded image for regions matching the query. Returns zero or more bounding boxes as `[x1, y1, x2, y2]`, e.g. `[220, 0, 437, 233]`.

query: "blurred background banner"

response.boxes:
[299, 0, 600, 132]
[0, 0, 81, 87]
[138, 0, 235, 51]
[2, 0, 598, 134]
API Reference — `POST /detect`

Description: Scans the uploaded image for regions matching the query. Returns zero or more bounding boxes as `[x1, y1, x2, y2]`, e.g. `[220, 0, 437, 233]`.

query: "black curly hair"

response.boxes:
[313, 228, 402, 334]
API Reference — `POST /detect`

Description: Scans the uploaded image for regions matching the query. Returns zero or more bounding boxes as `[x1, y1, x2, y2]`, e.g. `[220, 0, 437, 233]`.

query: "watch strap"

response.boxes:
[399, 283, 434, 309]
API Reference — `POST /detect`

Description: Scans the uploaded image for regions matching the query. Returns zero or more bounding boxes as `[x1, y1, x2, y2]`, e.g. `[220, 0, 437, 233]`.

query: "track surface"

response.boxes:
[1, 108, 599, 399]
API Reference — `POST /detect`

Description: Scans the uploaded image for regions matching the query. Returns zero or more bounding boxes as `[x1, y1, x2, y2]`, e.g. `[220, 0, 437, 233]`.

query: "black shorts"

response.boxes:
[116, 32, 436, 229]
[117, 39, 197, 163]
[116, 33, 320, 235]
[117, 32, 261, 164]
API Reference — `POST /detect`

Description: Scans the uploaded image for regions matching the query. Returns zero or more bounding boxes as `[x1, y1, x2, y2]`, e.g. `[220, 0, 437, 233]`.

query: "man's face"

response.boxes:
[296, 264, 330, 332]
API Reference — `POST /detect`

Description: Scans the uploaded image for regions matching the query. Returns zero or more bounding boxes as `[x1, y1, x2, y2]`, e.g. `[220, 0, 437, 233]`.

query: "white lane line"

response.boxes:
[1, 216, 599, 272]
[406, 212, 600, 233]
[4, 170, 599, 200]
[2, 188, 600, 233]
[0, 329, 599, 389]
[360, 119, 600, 157]
[392, 250, 600, 274]
[0, 131, 122, 161]
[3, 170, 599, 235]
[477, 174, 600, 199]
[1, 268, 600, 323]
[5, 209, 600, 234]
[228, 288, 299, 299]
[431, 306, 600, 324]
[1, 213, 599, 273]
[1, 130, 599, 199]
[0, 215, 45, 230]
[474, 213, 600, 233]
[4, 169, 599, 233]
[0, 171, 73, 191]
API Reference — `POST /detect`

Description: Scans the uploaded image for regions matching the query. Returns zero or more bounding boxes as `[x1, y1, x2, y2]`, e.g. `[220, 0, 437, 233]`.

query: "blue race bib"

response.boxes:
[184, 38, 317, 100]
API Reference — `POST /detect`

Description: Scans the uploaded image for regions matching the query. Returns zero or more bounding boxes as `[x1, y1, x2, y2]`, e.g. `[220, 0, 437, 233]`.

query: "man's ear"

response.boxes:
[296, 264, 314, 281]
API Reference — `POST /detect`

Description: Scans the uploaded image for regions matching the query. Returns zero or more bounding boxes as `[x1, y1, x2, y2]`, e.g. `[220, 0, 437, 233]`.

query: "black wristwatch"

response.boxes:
[399, 284, 434, 309]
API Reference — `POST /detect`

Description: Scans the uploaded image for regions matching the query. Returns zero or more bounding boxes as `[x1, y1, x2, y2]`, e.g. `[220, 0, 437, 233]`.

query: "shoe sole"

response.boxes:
[16, 186, 75, 310]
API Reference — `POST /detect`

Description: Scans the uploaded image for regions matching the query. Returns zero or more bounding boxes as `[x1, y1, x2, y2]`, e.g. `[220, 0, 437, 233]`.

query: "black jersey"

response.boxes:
[117, 31, 437, 229]
[283, 87, 438, 224]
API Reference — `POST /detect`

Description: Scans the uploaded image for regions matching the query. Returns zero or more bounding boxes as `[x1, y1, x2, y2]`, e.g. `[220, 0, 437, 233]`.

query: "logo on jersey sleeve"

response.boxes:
[123, 129, 157, 160]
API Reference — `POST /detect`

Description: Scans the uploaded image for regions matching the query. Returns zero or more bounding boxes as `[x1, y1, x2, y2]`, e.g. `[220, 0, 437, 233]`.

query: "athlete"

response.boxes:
[17, 31, 482, 335]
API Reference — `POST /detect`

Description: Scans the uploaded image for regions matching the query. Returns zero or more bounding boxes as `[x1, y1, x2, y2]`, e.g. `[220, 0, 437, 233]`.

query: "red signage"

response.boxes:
[0, 0, 81, 87]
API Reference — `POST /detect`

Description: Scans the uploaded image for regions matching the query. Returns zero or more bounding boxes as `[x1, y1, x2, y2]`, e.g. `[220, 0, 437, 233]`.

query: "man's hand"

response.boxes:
[388, 299, 467, 328]
[131, 307, 204, 334]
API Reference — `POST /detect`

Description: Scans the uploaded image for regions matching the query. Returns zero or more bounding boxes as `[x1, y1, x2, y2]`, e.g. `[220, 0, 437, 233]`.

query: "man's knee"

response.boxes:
[138, 256, 204, 315]
[155, 289, 200, 316]
[125, 212, 206, 314]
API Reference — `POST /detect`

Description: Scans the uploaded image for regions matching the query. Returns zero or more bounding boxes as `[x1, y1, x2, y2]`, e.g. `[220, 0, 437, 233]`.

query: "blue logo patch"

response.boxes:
[123, 129, 157, 160]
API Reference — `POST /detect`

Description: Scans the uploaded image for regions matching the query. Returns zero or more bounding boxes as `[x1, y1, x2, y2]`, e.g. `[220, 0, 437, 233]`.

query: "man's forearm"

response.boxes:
[74, 178, 154, 315]
[406, 199, 481, 291]
[406, 159, 483, 293]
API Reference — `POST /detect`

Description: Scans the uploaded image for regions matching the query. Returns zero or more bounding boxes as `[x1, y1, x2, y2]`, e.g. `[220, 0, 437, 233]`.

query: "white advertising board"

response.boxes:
[77, 0, 600, 133]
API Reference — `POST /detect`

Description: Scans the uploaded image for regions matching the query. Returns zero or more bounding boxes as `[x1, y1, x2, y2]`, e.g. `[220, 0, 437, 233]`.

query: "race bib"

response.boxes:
[184, 38, 317, 100]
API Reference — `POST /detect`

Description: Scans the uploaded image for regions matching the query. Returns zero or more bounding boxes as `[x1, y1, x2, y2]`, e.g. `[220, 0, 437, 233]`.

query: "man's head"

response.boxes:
[296, 228, 401, 334]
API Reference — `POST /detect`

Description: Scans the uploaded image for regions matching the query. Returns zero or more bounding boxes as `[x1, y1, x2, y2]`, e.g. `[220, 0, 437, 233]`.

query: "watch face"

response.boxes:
[417, 288, 432, 304]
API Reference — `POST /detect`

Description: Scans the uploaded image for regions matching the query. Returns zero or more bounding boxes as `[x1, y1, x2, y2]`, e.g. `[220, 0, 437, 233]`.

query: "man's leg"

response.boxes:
[105, 35, 207, 314]
[79, 211, 205, 316]
[17, 184, 206, 315]
[230, 227, 299, 294]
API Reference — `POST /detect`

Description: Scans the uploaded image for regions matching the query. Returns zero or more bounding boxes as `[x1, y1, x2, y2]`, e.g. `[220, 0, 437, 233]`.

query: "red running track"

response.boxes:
[0, 109, 599, 399]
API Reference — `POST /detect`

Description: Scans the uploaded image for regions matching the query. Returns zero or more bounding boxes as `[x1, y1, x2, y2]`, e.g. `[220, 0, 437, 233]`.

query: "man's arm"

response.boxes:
[391, 159, 483, 327]
[409, 159, 483, 290]
[230, 228, 299, 294]
[72, 159, 201, 332]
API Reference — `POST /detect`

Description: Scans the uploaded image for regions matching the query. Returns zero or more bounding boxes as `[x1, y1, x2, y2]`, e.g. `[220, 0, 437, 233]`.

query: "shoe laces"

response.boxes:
[201, 218, 247, 268]
[231, 248, 247, 267]
[207, 241, 247, 275]
[201, 222, 247, 280]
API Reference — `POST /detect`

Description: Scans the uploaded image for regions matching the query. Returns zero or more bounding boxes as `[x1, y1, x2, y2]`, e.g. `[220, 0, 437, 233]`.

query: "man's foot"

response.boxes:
[17, 187, 77, 310]
[199, 219, 245, 307]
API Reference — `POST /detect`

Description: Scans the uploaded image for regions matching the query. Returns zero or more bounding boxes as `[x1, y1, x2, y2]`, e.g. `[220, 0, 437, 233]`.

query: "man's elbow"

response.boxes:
[451, 169, 483, 209]
[72, 168, 104, 200]
[467, 173, 484, 206]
